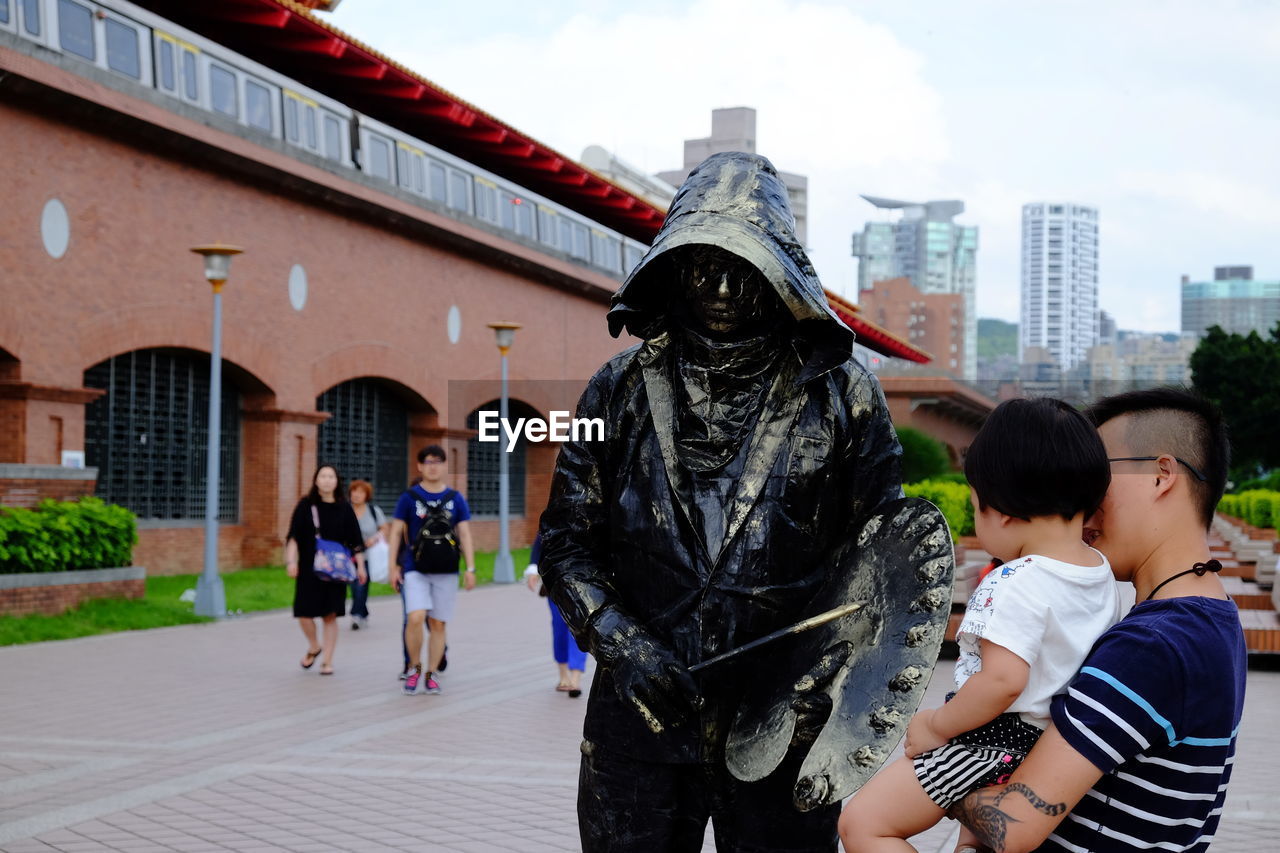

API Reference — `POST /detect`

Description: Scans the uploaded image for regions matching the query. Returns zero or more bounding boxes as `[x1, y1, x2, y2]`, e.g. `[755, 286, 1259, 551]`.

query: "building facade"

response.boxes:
[656, 106, 808, 245]
[1181, 266, 1280, 338]
[2, 0, 927, 574]
[856, 277, 965, 376]
[0, 0, 662, 573]
[1081, 331, 1196, 387]
[850, 197, 978, 379]
[1020, 202, 1099, 371]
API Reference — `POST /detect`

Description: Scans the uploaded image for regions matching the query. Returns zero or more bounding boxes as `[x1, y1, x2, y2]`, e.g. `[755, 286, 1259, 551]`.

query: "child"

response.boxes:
[839, 397, 1123, 852]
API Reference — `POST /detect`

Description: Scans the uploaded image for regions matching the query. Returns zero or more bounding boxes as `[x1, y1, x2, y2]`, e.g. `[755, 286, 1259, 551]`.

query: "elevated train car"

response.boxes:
[2, 0, 646, 277]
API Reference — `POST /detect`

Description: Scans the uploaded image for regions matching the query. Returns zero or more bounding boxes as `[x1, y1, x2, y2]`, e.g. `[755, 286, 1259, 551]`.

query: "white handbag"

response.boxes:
[366, 536, 390, 584]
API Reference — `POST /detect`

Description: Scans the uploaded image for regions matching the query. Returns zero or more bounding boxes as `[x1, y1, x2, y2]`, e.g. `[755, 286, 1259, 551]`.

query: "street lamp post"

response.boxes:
[190, 244, 243, 618]
[487, 322, 521, 584]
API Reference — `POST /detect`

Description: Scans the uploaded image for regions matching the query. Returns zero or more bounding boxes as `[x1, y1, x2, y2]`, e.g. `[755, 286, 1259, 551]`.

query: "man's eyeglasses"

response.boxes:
[1107, 456, 1208, 482]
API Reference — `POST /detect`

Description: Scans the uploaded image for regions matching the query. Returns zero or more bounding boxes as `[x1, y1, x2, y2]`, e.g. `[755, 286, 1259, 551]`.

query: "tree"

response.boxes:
[896, 427, 952, 483]
[1190, 323, 1280, 476]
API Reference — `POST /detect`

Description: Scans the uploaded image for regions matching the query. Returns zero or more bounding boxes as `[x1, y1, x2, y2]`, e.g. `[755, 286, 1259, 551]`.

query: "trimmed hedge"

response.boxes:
[1219, 490, 1280, 530]
[0, 498, 137, 574]
[904, 479, 974, 542]
[897, 427, 952, 484]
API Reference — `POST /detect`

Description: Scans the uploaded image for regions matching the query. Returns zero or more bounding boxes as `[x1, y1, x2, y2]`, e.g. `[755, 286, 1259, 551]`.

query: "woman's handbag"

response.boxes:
[311, 504, 358, 583]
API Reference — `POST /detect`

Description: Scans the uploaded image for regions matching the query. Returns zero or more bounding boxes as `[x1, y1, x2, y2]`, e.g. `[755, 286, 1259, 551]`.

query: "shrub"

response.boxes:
[1228, 490, 1280, 529]
[897, 427, 952, 484]
[904, 479, 974, 542]
[0, 498, 137, 574]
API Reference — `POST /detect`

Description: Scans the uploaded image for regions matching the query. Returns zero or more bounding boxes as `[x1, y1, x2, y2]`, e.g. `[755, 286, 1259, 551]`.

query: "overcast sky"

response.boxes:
[327, 0, 1278, 332]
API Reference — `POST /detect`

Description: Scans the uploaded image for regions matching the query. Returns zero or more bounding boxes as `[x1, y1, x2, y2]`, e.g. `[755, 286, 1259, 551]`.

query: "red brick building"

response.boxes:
[827, 291, 992, 466]
[0, 0, 931, 574]
[857, 277, 967, 377]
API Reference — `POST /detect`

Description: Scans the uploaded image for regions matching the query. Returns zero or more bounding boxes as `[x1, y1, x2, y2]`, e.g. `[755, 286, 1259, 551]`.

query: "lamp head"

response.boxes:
[488, 321, 522, 355]
[190, 244, 245, 290]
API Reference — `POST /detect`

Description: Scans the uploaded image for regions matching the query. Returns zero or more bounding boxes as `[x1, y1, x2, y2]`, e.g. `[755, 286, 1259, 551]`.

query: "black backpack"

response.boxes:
[410, 487, 461, 573]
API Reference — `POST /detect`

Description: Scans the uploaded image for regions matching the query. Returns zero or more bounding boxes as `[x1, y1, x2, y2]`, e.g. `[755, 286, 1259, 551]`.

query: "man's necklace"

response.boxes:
[1144, 559, 1223, 601]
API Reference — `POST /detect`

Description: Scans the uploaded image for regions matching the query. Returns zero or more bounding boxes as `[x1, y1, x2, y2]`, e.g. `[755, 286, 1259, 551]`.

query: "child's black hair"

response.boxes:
[963, 397, 1110, 521]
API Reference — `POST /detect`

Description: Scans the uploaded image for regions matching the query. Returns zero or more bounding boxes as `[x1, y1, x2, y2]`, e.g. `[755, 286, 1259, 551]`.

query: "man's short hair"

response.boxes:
[1085, 387, 1230, 529]
[964, 397, 1110, 521]
[417, 444, 447, 463]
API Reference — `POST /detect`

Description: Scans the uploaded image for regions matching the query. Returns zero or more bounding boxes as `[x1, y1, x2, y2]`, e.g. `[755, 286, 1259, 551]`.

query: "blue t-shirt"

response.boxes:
[1042, 596, 1246, 852]
[393, 485, 471, 574]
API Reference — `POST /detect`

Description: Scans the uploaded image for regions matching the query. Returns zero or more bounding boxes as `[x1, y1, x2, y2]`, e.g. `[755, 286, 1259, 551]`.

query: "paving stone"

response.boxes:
[0, 586, 1277, 853]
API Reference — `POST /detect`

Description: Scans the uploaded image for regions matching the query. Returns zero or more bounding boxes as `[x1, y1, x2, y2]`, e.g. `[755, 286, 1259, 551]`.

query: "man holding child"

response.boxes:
[947, 388, 1246, 853]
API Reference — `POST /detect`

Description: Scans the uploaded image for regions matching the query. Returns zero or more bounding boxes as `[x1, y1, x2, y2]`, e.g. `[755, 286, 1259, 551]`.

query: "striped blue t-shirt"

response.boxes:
[1042, 596, 1246, 852]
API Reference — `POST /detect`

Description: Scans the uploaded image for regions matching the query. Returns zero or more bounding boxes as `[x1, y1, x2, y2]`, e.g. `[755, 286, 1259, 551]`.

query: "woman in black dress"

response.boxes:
[284, 465, 366, 675]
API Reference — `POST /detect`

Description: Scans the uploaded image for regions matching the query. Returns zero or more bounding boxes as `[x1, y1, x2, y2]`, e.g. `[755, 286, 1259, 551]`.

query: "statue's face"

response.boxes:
[683, 250, 772, 336]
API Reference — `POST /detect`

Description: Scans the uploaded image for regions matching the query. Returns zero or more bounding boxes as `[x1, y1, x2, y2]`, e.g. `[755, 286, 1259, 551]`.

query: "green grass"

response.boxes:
[0, 547, 531, 647]
[0, 594, 208, 646]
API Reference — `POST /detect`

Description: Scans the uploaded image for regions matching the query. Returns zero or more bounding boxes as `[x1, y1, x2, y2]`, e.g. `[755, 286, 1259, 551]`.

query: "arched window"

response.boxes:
[316, 378, 409, 516]
[465, 400, 534, 517]
[84, 349, 240, 520]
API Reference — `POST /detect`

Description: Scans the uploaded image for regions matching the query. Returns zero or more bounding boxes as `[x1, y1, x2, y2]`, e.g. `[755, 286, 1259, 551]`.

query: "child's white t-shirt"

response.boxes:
[955, 549, 1123, 728]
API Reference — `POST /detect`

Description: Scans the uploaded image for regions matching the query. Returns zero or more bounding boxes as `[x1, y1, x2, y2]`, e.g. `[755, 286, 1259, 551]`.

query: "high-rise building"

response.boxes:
[656, 107, 808, 244]
[1020, 203, 1099, 370]
[850, 197, 978, 378]
[1097, 309, 1117, 348]
[1181, 266, 1280, 337]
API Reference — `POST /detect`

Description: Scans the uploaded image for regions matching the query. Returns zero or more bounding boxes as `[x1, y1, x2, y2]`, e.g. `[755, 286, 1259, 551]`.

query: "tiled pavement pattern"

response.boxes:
[0, 583, 1277, 852]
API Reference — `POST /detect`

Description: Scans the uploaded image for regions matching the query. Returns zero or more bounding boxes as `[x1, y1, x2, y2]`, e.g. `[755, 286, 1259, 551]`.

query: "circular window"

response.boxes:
[41, 199, 70, 259]
[288, 264, 308, 311]
[447, 305, 461, 344]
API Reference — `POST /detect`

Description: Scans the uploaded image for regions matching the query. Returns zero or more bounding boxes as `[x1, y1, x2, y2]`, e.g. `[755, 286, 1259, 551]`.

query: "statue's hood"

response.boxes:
[607, 152, 854, 376]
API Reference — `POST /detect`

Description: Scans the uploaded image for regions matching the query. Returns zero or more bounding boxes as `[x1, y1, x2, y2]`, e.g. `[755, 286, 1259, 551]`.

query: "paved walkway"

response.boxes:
[0, 583, 1277, 852]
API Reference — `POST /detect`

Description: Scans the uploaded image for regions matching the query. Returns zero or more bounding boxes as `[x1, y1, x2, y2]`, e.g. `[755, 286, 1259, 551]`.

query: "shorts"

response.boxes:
[912, 712, 1043, 809]
[402, 571, 459, 622]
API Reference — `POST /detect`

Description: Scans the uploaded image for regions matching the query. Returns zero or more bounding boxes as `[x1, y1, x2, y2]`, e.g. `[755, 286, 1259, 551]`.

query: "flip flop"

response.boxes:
[568, 688, 582, 698]
[301, 648, 322, 669]
[556, 681, 573, 692]
[319, 664, 334, 676]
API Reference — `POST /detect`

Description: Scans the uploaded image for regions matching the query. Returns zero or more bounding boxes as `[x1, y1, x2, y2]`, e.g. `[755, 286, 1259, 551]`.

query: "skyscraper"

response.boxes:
[1181, 266, 1280, 337]
[850, 197, 978, 378]
[1020, 203, 1099, 370]
[656, 107, 808, 244]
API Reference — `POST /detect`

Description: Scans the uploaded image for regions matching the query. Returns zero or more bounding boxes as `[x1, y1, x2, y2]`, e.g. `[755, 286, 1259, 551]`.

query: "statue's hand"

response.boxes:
[790, 641, 854, 747]
[590, 606, 701, 734]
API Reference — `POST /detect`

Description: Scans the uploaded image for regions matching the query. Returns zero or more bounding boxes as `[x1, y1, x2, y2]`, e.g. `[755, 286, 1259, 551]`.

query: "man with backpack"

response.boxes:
[387, 445, 476, 695]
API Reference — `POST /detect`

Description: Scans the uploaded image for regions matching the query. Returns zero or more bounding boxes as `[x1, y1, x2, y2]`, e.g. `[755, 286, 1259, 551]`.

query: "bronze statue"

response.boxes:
[540, 152, 953, 851]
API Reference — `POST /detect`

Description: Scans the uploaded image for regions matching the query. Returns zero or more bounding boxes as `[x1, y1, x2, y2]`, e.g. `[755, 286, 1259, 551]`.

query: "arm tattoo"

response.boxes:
[948, 783, 1067, 851]
[1001, 782, 1066, 817]
[949, 790, 1017, 850]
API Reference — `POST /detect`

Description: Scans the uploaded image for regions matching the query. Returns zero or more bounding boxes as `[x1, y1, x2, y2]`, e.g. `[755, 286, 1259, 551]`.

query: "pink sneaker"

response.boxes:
[423, 676, 441, 694]
[403, 669, 421, 695]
